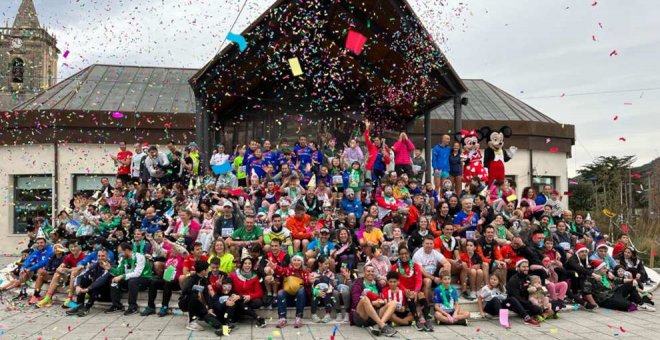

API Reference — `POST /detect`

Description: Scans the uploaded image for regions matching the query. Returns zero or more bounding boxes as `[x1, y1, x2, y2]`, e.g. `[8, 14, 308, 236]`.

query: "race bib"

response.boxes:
[332, 175, 343, 185]
[221, 228, 234, 237]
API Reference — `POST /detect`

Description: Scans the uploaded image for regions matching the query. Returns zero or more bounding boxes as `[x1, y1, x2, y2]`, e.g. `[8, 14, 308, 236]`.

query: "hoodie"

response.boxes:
[432, 144, 451, 172]
[22, 245, 53, 272]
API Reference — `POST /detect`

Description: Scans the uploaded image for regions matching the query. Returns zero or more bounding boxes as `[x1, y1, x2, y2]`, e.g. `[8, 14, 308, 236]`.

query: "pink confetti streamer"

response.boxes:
[63, 50, 70, 58]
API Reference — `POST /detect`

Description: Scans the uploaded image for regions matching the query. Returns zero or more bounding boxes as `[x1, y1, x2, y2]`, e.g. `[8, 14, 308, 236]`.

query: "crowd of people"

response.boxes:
[0, 121, 656, 337]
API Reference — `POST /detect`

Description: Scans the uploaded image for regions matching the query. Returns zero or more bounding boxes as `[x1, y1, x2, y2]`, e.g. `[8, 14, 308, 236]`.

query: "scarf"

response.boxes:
[397, 259, 414, 277]
[440, 235, 456, 251]
[236, 268, 256, 281]
[133, 240, 146, 254]
[601, 275, 610, 289]
[363, 279, 378, 294]
[436, 285, 454, 310]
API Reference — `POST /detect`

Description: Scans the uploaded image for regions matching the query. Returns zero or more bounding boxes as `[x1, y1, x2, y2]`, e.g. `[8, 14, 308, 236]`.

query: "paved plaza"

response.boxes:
[0, 292, 657, 339]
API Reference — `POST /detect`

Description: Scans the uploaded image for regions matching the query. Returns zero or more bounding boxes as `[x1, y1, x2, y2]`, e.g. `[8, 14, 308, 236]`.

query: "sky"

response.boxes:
[2, 0, 659, 176]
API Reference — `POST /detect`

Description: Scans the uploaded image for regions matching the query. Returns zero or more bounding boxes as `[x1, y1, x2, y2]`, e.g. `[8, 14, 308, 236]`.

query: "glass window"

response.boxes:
[73, 174, 116, 198]
[533, 176, 556, 195]
[14, 175, 53, 234]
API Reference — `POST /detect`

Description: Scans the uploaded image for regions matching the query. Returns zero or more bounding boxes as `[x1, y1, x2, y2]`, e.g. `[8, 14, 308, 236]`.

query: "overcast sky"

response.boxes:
[3, 0, 659, 176]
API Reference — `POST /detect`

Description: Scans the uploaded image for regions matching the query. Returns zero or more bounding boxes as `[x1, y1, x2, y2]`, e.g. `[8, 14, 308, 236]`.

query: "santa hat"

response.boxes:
[591, 259, 606, 271]
[575, 244, 589, 254]
[515, 259, 529, 268]
[292, 252, 304, 262]
[596, 242, 608, 251]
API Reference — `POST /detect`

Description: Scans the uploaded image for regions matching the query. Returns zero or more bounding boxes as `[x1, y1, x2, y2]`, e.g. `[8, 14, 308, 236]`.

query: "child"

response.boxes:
[196, 211, 215, 253]
[459, 239, 484, 300]
[477, 274, 508, 322]
[381, 271, 413, 326]
[0, 249, 30, 290]
[527, 275, 554, 321]
[310, 256, 336, 323]
[433, 271, 470, 326]
[365, 246, 391, 287]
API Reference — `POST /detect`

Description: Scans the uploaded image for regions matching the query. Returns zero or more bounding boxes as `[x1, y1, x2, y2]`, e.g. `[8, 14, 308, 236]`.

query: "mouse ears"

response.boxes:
[454, 129, 484, 142]
[479, 126, 513, 140]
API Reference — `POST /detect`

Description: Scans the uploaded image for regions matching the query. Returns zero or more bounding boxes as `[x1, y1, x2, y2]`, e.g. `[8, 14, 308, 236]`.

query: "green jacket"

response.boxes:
[110, 252, 153, 280]
[96, 217, 120, 234]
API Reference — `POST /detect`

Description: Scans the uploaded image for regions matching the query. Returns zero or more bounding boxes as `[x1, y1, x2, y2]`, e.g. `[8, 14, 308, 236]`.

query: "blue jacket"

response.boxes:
[432, 144, 451, 172]
[535, 194, 549, 207]
[341, 197, 364, 219]
[589, 253, 617, 271]
[22, 245, 53, 272]
[141, 215, 163, 234]
[293, 145, 313, 166]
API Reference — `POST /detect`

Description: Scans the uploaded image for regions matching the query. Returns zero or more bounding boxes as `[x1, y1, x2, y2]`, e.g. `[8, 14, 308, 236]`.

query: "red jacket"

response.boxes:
[364, 129, 390, 171]
[391, 262, 422, 291]
[500, 245, 523, 271]
[229, 270, 264, 300]
[376, 196, 400, 211]
[612, 242, 626, 258]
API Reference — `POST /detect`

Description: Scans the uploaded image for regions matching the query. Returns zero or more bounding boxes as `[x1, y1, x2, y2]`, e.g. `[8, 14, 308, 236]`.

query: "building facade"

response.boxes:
[0, 0, 58, 111]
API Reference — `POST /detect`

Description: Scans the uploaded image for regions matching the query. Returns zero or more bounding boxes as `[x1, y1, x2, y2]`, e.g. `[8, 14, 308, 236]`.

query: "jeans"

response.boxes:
[147, 278, 180, 309]
[484, 298, 504, 316]
[278, 288, 306, 318]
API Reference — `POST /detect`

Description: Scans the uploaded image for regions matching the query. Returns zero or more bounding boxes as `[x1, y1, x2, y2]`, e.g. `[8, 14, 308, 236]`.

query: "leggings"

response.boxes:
[187, 298, 222, 328]
[503, 296, 542, 319]
[546, 281, 568, 301]
[483, 298, 504, 316]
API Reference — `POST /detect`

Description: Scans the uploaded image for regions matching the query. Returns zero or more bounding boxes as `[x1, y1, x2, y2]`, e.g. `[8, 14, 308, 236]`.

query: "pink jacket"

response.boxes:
[392, 138, 414, 165]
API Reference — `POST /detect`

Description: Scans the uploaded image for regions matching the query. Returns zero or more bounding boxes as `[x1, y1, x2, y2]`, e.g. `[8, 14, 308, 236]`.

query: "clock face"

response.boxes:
[12, 38, 23, 49]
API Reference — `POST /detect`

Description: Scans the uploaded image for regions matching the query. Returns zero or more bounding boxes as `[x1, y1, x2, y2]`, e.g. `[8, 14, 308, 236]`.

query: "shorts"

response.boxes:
[352, 310, 376, 327]
[332, 186, 344, 193]
[395, 310, 411, 319]
[434, 170, 450, 178]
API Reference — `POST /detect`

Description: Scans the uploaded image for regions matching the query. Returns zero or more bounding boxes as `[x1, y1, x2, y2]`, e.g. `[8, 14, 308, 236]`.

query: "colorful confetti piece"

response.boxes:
[226, 32, 247, 52]
[345, 30, 368, 55]
[288, 57, 303, 76]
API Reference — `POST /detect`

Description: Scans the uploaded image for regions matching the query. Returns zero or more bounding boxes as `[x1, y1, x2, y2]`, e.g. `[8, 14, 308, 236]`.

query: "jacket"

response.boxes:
[566, 255, 593, 277]
[110, 252, 153, 280]
[583, 275, 624, 303]
[476, 237, 503, 265]
[364, 129, 390, 171]
[22, 245, 53, 272]
[431, 144, 450, 172]
[229, 270, 264, 300]
[286, 215, 312, 240]
[341, 197, 364, 219]
[391, 261, 423, 291]
[44, 254, 65, 272]
[392, 138, 414, 165]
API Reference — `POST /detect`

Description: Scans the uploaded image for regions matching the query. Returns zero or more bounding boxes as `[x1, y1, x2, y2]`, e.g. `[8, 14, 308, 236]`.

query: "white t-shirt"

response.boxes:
[412, 248, 445, 275]
[131, 152, 146, 178]
[210, 153, 230, 166]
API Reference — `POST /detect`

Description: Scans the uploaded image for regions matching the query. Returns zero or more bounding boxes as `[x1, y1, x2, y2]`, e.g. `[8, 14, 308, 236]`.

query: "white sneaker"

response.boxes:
[343, 312, 350, 323]
[640, 304, 656, 312]
[321, 314, 332, 323]
[336, 312, 344, 322]
[186, 320, 204, 331]
[311, 313, 322, 323]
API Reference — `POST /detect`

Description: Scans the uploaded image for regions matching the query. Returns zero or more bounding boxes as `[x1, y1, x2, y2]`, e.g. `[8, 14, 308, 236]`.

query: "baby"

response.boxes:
[196, 211, 215, 252]
[527, 275, 552, 313]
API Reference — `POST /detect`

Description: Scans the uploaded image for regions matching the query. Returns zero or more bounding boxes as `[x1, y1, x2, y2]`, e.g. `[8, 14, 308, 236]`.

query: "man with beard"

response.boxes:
[566, 244, 598, 309]
[350, 264, 398, 337]
[505, 259, 541, 326]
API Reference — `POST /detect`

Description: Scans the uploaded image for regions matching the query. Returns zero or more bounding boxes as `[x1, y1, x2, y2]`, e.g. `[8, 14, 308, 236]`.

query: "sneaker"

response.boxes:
[256, 317, 266, 328]
[524, 317, 540, 327]
[369, 325, 381, 336]
[457, 319, 469, 326]
[584, 303, 597, 311]
[336, 312, 344, 322]
[381, 325, 398, 337]
[28, 295, 41, 305]
[62, 297, 74, 309]
[469, 291, 478, 300]
[639, 304, 656, 312]
[66, 306, 82, 316]
[124, 306, 138, 316]
[294, 317, 303, 328]
[158, 306, 169, 317]
[343, 312, 350, 323]
[104, 305, 124, 314]
[77, 307, 90, 317]
[214, 329, 224, 337]
[186, 320, 204, 331]
[36, 296, 52, 308]
[311, 314, 322, 323]
[322, 314, 332, 323]
[536, 315, 545, 323]
[14, 292, 28, 301]
[140, 307, 156, 316]
[424, 320, 434, 332]
[277, 318, 287, 328]
[461, 291, 471, 300]
[416, 319, 426, 331]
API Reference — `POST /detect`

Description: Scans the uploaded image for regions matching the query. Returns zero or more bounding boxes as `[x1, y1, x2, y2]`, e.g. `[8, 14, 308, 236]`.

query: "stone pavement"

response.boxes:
[0, 294, 658, 340]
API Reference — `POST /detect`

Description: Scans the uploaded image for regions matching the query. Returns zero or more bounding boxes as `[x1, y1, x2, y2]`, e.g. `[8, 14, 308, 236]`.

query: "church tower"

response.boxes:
[0, 0, 59, 111]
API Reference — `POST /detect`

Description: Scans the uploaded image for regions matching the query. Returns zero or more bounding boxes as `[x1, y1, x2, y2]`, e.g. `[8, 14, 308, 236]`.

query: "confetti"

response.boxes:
[272, 330, 281, 337]
[651, 250, 657, 257]
[550, 328, 558, 334]
[288, 57, 303, 76]
[621, 224, 629, 232]
[345, 30, 368, 55]
[624, 102, 633, 105]
[569, 180, 578, 185]
[620, 326, 626, 333]
[598, 22, 603, 28]
[63, 50, 70, 58]
[222, 325, 230, 336]
[549, 147, 559, 153]
[592, 1, 598, 6]
[499, 308, 510, 328]
[613, 115, 618, 120]
[592, 35, 597, 41]
[560, 93, 565, 97]
[545, 138, 551, 144]
[610, 50, 618, 56]
[226, 32, 247, 52]
[619, 137, 626, 142]
[111, 112, 124, 119]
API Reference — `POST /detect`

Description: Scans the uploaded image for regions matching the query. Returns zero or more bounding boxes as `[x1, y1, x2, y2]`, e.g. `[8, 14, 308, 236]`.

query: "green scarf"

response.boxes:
[436, 285, 454, 310]
[601, 275, 610, 289]
[363, 280, 378, 294]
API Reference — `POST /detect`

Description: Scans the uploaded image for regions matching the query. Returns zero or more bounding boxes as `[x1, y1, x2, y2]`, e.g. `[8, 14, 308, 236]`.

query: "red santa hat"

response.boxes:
[591, 259, 606, 271]
[515, 259, 529, 268]
[596, 242, 609, 251]
[575, 244, 589, 254]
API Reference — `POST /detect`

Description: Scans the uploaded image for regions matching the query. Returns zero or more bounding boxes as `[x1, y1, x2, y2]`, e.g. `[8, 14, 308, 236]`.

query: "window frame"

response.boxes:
[13, 174, 53, 234]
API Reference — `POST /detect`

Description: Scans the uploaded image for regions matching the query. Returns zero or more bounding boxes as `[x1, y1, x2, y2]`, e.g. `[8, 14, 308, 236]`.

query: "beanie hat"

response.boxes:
[591, 259, 606, 271]
[575, 244, 589, 254]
